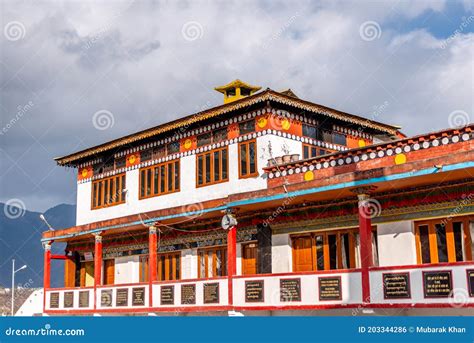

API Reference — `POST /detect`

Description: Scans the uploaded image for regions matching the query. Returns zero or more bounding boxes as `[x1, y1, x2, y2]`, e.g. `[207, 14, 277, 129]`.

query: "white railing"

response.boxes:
[232, 270, 362, 308]
[369, 262, 474, 305]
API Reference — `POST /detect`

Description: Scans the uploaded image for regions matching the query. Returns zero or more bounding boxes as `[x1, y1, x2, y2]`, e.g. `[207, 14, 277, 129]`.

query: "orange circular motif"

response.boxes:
[282, 118, 291, 130]
[358, 139, 366, 147]
[81, 169, 88, 178]
[304, 171, 314, 181]
[394, 154, 406, 165]
[257, 117, 268, 128]
[128, 154, 136, 165]
[184, 139, 192, 149]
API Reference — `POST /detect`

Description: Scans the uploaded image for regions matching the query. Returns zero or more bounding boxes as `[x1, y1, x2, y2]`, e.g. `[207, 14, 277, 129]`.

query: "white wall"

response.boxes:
[114, 256, 139, 284]
[272, 233, 292, 273]
[76, 134, 303, 225]
[181, 249, 197, 279]
[377, 221, 417, 266]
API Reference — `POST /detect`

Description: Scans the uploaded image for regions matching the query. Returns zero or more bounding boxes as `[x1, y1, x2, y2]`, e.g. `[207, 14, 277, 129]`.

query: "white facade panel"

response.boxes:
[377, 221, 417, 267]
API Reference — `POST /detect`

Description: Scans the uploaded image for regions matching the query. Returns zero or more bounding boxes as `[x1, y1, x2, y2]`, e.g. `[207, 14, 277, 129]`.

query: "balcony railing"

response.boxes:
[44, 262, 474, 313]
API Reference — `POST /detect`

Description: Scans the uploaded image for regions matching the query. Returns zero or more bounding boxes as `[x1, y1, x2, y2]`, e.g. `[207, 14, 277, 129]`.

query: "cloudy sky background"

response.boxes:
[1, 0, 473, 213]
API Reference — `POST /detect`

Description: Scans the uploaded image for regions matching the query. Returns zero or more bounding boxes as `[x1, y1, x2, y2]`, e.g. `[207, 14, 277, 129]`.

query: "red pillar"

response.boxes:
[227, 226, 237, 305]
[43, 242, 52, 289]
[149, 226, 158, 308]
[94, 233, 103, 287]
[357, 193, 374, 303]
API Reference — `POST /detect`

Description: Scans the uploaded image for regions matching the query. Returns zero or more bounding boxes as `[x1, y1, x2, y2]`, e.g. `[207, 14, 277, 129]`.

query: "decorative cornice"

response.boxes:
[55, 89, 398, 166]
[266, 125, 473, 179]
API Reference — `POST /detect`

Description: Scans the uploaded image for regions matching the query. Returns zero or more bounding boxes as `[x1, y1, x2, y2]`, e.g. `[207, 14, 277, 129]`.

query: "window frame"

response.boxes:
[197, 246, 228, 279]
[238, 139, 258, 179]
[302, 144, 333, 159]
[415, 216, 473, 264]
[139, 159, 180, 200]
[157, 251, 181, 281]
[196, 146, 229, 187]
[91, 173, 126, 210]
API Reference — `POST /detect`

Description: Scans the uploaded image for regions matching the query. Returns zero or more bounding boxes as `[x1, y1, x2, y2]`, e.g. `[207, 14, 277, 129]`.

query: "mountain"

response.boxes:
[0, 203, 76, 288]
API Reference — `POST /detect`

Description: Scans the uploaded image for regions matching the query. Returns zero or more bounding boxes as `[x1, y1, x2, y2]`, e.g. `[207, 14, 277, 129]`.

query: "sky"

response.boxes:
[0, 0, 473, 213]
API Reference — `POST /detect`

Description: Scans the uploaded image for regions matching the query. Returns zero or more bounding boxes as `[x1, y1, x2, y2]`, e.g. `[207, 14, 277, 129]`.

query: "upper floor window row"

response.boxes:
[302, 123, 347, 146]
[139, 160, 180, 199]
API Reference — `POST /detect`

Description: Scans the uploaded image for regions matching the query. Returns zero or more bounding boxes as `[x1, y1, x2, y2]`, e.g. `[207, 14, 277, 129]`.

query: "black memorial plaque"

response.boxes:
[280, 278, 301, 302]
[116, 288, 129, 306]
[423, 271, 453, 298]
[467, 269, 474, 297]
[181, 284, 196, 305]
[245, 280, 264, 303]
[203, 283, 220, 304]
[101, 289, 113, 307]
[132, 287, 145, 306]
[383, 272, 411, 299]
[79, 291, 90, 308]
[49, 292, 59, 308]
[161, 285, 174, 305]
[63, 291, 74, 308]
[318, 276, 342, 301]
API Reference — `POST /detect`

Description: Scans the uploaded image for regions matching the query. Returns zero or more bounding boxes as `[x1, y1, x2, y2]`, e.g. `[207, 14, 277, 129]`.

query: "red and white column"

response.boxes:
[354, 187, 376, 303]
[227, 225, 237, 305]
[43, 241, 52, 289]
[93, 233, 103, 287]
[148, 226, 158, 307]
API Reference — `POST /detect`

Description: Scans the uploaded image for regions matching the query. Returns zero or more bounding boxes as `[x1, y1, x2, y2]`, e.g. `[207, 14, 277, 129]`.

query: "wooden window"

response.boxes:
[139, 256, 149, 282]
[197, 133, 212, 147]
[79, 261, 94, 287]
[302, 124, 319, 140]
[167, 141, 180, 155]
[196, 147, 228, 187]
[157, 252, 181, 281]
[139, 160, 180, 199]
[242, 242, 258, 275]
[91, 173, 126, 209]
[140, 149, 152, 162]
[103, 259, 115, 285]
[198, 246, 227, 278]
[302, 144, 333, 159]
[213, 128, 228, 142]
[152, 146, 166, 159]
[239, 119, 255, 135]
[239, 140, 258, 178]
[292, 228, 370, 271]
[415, 216, 473, 264]
[114, 156, 126, 169]
[333, 132, 347, 146]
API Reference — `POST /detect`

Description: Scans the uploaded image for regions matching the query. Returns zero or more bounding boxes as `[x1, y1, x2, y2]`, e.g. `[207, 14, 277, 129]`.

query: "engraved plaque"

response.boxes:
[181, 284, 196, 305]
[116, 288, 129, 306]
[101, 289, 112, 307]
[383, 273, 411, 299]
[79, 291, 89, 308]
[132, 287, 145, 306]
[245, 280, 264, 303]
[203, 283, 219, 304]
[161, 285, 174, 305]
[280, 278, 301, 302]
[319, 276, 342, 301]
[467, 269, 474, 297]
[423, 271, 453, 298]
[49, 292, 59, 308]
[63, 291, 74, 308]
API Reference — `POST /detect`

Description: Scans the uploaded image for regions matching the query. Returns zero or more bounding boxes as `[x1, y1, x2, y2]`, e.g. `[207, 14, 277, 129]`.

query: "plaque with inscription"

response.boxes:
[245, 280, 264, 303]
[423, 270, 453, 298]
[116, 288, 129, 306]
[63, 291, 74, 308]
[49, 292, 59, 308]
[161, 285, 174, 305]
[79, 291, 89, 308]
[468, 270, 474, 297]
[132, 287, 145, 306]
[280, 278, 301, 302]
[203, 283, 220, 304]
[181, 284, 196, 305]
[319, 276, 342, 301]
[383, 273, 411, 299]
[101, 289, 112, 307]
